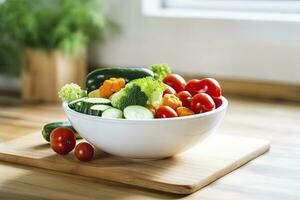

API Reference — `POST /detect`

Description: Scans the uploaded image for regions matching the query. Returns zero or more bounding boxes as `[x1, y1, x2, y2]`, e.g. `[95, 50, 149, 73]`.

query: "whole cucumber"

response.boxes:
[42, 121, 81, 142]
[86, 67, 154, 93]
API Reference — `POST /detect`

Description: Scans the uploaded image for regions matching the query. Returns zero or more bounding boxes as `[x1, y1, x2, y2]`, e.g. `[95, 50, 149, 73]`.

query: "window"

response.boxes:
[143, 0, 300, 21]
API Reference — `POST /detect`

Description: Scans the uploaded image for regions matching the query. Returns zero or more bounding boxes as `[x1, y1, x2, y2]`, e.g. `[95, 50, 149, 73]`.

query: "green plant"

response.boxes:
[0, 0, 119, 75]
[0, 35, 22, 76]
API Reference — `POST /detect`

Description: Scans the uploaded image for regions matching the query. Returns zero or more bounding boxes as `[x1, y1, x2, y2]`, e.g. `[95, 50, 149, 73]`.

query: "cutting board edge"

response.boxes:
[0, 137, 271, 194]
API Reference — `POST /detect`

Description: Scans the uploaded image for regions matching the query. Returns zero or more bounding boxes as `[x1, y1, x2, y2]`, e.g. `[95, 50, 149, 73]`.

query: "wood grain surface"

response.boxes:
[0, 132, 269, 194]
[0, 97, 299, 199]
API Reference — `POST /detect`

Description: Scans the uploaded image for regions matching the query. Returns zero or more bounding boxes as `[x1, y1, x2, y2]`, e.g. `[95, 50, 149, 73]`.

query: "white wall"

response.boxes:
[90, 0, 300, 84]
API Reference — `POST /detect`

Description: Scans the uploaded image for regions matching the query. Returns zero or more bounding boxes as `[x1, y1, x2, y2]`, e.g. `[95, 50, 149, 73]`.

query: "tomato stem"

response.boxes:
[66, 138, 71, 145]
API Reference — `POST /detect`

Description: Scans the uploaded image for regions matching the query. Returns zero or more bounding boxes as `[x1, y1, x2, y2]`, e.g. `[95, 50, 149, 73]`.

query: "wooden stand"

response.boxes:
[21, 48, 87, 103]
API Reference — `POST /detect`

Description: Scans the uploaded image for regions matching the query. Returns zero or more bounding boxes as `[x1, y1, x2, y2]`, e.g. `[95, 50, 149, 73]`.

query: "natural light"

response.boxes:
[143, 0, 300, 21]
[0, 1, 299, 199]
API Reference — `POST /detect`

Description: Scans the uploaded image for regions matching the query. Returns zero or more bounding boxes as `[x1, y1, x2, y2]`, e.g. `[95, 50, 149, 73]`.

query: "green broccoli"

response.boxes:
[151, 63, 171, 81]
[128, 77, 166, 108]
[111, 84, 148, 110]
[58, 83, 86, 102]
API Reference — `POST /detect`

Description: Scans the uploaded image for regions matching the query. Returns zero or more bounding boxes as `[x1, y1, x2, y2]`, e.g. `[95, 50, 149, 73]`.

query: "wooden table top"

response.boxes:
[0, 97, 299, 200]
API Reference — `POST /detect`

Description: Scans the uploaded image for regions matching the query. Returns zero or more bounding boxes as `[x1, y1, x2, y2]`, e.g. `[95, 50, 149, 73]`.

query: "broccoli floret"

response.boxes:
[58, 83, 86, 102]
[151, 63, 171, 81]
[128, 77, 166, 108]
[111, 84, 148, 110]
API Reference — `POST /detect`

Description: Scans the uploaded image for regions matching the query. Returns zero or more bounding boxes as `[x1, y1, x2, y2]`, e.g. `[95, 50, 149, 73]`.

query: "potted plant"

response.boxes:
[0, 0, 117, 102]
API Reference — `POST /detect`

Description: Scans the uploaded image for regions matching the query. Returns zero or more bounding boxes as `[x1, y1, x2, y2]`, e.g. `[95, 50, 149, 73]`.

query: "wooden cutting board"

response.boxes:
[0, 132, 269, 194]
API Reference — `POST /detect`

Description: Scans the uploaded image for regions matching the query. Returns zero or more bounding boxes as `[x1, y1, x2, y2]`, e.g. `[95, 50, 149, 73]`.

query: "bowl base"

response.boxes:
[125, 156, 172, 162]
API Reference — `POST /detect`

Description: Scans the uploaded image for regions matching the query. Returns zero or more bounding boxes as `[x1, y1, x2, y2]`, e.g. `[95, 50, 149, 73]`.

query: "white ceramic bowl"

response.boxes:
[63, 97, 228, 159]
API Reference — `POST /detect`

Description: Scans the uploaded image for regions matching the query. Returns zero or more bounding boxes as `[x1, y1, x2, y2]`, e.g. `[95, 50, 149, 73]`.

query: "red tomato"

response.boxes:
[190, 93, 215, 114]
[75, 142, 94, 162]
[176, 91, 192, 108]
[163, 84, 176, 96]
[50, 127, 76, 155]
[185, 78, 222, 98]
[213, 96, 222, 108]
[155, 106, 178, 118]
[163, 74, 186, 93]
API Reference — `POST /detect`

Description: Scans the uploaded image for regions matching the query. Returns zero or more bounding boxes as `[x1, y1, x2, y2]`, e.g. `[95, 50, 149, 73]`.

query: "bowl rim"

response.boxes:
[63, 96, 228, 123]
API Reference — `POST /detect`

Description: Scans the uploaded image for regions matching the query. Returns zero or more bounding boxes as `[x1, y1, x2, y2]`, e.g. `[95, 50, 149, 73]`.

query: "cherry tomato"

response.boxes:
[50, 127, 76, 155]
[75, 142, 94, 162]
[185, 78, 222, 98]
[163, 84, 176, 96]
[155, 106, 178, 118]
[213, 96, 222, 108]
[190, 93, 215, 114]
[163, 74, 186, 93]
[176, 91, 192, 108]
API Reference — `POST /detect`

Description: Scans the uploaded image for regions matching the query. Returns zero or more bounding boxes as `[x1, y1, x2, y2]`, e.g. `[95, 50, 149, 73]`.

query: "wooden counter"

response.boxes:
[0, 97, 299, 200]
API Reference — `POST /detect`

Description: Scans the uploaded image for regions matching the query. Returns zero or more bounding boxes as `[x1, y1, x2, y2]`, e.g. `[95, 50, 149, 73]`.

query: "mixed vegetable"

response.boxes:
[43, 64, 223, 161]
[58, 64, 223, 120]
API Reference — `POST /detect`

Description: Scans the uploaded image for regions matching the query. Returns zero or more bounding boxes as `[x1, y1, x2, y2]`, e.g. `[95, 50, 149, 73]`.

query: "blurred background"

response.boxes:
[0, 0, 299, 104]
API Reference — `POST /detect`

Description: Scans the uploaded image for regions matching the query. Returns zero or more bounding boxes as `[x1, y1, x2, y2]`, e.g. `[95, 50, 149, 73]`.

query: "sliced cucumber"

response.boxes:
[42, 121, 82, 142]
[124, 105, 154, 120]
[75, 102, 84, 112]
[69, 98, 113, 115]
[102, 108, 123, 119]
[83, 98, 111, 105]
[68, 97, 87, 109]
[77, 98, 111, 114]
[89, 104, 111, 116]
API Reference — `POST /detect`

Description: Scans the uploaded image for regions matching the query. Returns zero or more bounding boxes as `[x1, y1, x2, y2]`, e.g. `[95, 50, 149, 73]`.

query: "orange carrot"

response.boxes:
[176, 106, 194, 117]
[163, 94, 182, 110]
[99, 78, 125, 98]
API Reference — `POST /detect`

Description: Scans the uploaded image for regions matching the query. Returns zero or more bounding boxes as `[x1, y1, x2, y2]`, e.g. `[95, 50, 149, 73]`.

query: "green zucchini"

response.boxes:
[42, 121, 81, 142]
[86, 67, 154, 93]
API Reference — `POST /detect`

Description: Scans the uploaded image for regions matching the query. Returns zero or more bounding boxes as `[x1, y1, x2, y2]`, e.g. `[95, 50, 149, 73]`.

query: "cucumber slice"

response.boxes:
[83, 98, 111, 105]
[68, 97, 87, 109]
[102, 108, 123, 119]
[75, 102, 84, 112]
[124, 105, 154, 120]
[42, 121, 81, 142]
[77, 98, 111, 114]
[90, 105, 111, 116]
